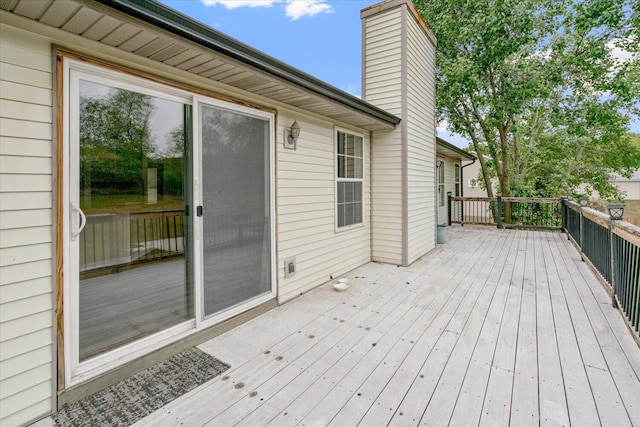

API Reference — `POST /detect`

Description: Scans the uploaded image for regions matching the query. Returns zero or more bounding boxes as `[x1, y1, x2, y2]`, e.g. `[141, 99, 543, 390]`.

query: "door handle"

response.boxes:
[71, 202, 86, 240]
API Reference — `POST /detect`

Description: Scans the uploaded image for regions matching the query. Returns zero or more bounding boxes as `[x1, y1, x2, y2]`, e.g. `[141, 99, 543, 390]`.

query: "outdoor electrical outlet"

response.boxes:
[284, 257, 296, 278]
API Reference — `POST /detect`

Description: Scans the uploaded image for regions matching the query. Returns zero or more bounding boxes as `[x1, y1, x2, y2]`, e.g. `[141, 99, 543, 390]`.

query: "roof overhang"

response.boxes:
[436, 137, 475, 161]
[0, 0, 400, 132]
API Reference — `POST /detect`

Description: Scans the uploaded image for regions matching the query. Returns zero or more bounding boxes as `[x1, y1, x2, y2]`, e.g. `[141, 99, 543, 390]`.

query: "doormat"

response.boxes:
[53, 347, 229, 426]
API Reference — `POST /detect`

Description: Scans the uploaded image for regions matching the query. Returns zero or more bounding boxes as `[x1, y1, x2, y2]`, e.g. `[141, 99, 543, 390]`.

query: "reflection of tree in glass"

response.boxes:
[160, 124, 187, 196]
[80, 89, 156, 195]
[165, 125, 185, 158]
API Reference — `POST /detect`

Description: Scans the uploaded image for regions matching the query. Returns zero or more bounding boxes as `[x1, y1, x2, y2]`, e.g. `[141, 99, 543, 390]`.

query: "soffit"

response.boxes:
[0, 0, 399, 132]
[436, 138, 475, 161]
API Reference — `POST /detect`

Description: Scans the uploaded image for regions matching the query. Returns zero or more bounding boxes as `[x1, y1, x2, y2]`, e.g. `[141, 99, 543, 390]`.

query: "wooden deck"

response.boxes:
[130, 227, 640, 426]
[41, 227, 640, 426]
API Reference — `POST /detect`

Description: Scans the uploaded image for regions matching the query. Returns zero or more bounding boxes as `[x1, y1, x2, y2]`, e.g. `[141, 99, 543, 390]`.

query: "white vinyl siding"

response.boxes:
[0, 10, 379, 422]
[405, 6, 437, 264]
[364, 7, 404, 265]
[277, 116, 371, 303]
[364, 2, 437, 265]
[0, 24, 54, 427]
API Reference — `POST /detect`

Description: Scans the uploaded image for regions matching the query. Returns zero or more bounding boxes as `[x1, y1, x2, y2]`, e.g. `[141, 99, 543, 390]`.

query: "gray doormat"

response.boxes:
[53, 347, 229, 426]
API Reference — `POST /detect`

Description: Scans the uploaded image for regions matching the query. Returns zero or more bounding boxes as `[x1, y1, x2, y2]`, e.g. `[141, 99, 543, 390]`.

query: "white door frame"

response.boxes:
[437, 157, 446, 225]
[62, 58, 276, 387]
[192, 95, 277, 331]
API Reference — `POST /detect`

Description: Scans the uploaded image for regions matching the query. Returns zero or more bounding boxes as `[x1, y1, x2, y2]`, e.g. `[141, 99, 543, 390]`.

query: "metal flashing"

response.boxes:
[360, 0, 436, 47]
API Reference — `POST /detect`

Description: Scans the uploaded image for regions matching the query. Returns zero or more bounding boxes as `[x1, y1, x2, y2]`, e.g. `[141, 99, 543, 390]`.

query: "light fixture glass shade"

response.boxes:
[607, 204, 624, 220]
[290, 120, 300, 139]
[579, 197, 588, 207]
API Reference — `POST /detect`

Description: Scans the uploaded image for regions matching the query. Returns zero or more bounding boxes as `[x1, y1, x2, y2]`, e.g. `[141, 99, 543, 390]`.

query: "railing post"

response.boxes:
[496, 193, 503, 229]
[609, 215, 619, 308]
[561, 197, 567, 233]
[579, 205, 584, 260]
[447, 192, 452, 226]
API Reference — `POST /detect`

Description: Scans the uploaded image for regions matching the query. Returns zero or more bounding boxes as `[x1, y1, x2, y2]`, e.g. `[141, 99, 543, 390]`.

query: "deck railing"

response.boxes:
[563, 201, 640, 338]
[447, 194, 562, 230]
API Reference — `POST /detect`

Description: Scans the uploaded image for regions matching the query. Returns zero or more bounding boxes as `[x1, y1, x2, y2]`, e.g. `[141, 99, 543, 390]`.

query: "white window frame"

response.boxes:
[454, 162, 461, 197]
[63, 58, 276, 386]
[335, 127, 365, 231]
[193, 96, 277, 330]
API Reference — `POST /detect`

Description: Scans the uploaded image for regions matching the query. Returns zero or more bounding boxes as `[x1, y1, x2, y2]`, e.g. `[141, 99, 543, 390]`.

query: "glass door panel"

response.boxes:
[199, 104, 272, 317]
[76, 80, 193, 361]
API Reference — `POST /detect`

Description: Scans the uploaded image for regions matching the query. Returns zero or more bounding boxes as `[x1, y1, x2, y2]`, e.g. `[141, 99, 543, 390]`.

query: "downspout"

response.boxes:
[460, 158, 476, 197]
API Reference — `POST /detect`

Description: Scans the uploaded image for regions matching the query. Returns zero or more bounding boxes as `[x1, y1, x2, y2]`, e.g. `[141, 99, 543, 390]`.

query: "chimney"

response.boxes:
[362, 0, 438, 266]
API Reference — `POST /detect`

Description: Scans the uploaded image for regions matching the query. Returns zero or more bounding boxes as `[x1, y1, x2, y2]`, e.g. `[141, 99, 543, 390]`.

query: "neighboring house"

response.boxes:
[0, 0, 438, 425]
[610, 170, 640, 200]
[579, 170, 640, 200]
[463, 151, 498, 198]
[435, 137, 475, 224]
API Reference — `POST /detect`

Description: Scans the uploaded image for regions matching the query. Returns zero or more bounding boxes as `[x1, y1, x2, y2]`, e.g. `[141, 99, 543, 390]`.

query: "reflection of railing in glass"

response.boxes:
[79, 210, 184, 273]
[79, 207, 266, 274]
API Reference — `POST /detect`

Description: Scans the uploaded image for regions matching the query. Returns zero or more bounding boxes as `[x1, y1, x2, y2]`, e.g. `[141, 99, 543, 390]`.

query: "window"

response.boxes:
[336, 130, 363, 228]
[454, 163, 461, 196]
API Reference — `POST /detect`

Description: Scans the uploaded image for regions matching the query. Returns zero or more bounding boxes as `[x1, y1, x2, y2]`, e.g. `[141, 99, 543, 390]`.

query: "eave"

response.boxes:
[436, 137, 475, 161]
[0, 0, 400, 132]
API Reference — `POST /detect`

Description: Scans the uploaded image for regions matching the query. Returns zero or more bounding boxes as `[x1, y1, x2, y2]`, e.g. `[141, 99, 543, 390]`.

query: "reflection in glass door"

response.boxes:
[73, 79, 193, 361]
[199, 104, 272, 317]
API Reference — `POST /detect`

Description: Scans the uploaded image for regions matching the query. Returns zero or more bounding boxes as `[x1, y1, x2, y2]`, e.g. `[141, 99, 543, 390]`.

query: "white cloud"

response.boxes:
[607, 37, 638, 65]
[201, 0, 333, 19]
[437, 119, 450, 133]
[202, 0, 279, 9]
[285, 0, 332, 20]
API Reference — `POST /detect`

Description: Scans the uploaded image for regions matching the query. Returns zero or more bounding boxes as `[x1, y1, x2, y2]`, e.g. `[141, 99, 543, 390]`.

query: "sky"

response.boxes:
[160, 0, 640, 148]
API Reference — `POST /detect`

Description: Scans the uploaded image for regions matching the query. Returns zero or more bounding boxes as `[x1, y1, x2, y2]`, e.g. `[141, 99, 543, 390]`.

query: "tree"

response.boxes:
[414, 0, 640, 202]
[80, 88, 156, 194]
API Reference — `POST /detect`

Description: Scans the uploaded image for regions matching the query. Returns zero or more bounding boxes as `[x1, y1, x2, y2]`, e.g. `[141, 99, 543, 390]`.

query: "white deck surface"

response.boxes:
[35, 227, 640, 426]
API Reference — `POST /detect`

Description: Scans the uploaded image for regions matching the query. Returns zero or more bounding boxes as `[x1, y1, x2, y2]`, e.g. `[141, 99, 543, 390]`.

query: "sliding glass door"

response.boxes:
[198, 102, 273, 319]
[70, 74, 194, 363]
[65, 60, 274, 385]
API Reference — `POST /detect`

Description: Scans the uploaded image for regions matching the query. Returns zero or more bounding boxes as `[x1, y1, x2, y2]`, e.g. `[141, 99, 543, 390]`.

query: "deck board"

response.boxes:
[102, 226, 640, 427]
[535, 233, 571, 426]
[448, 230, 519, 426]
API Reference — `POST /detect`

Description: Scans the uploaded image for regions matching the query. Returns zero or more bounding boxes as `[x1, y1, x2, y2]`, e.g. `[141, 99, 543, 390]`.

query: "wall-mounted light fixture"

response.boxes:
[567, 194, 574, 201]
[284, 120, 300, 150]
[607, 204, 624, 220]
[579, 197, 588, 207]
[436, 160, 444, 168]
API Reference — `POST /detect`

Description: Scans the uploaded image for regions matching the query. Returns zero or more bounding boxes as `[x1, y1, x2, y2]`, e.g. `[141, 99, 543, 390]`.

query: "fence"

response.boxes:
[448, 194, 562, 230]
[563, 201, 639, 339]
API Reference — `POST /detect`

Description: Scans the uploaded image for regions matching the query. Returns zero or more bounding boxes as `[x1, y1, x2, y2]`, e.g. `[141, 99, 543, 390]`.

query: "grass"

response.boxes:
[81, 194, 183, 214]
